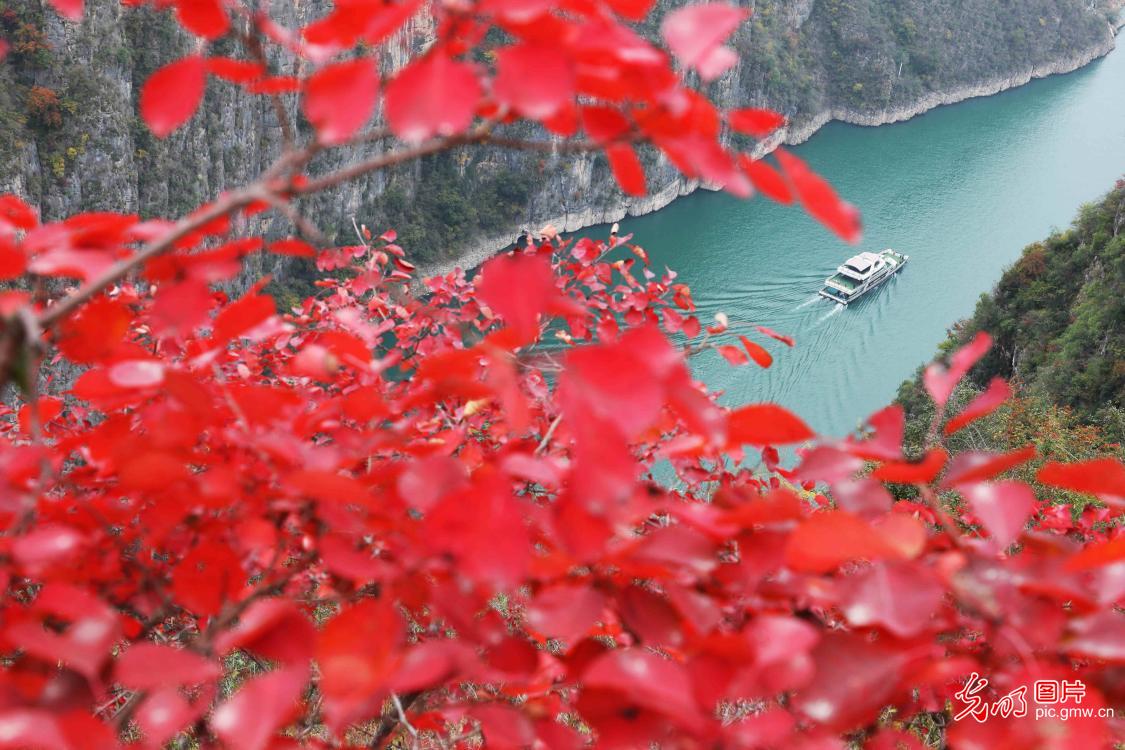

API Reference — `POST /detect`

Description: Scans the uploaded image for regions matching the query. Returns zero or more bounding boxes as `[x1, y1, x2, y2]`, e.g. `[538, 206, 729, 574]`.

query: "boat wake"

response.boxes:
[794, 295, 820, 310]
[815, 303, 844, 325]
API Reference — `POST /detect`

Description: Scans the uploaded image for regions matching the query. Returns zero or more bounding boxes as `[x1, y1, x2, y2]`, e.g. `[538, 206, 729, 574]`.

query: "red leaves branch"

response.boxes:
[0, 2, 1121, 749]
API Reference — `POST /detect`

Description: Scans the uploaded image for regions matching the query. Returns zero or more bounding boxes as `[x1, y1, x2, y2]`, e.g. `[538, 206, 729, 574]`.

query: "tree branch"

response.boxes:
[31, 125, 622, 338]
[367, 691, 422, 749]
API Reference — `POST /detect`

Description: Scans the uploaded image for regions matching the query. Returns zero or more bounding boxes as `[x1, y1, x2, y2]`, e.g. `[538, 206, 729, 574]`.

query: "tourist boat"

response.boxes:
[819, 249, 909, 305]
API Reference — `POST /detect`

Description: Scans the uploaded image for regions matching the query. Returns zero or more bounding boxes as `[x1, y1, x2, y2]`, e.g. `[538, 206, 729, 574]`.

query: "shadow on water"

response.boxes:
[573, 40, 1125, 436]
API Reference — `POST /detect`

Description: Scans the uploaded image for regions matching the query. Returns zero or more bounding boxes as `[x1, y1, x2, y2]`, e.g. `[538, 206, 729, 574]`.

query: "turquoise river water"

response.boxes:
[593, 39, 1125, 437]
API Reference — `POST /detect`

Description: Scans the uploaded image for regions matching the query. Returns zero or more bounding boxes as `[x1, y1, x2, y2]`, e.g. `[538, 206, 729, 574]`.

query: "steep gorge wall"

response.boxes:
[0, 0, 1120, 287]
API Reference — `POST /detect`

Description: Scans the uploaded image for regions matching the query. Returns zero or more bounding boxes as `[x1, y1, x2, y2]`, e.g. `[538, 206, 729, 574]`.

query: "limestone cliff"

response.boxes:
[0, 0, 1120, 287]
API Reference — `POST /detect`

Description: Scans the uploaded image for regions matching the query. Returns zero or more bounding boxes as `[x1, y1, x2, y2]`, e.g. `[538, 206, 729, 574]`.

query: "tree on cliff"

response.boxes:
[0, 1, 1122, 749]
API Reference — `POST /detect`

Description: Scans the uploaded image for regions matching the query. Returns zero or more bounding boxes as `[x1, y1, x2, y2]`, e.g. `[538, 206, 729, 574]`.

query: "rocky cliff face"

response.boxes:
[1, 0, 1120, 285]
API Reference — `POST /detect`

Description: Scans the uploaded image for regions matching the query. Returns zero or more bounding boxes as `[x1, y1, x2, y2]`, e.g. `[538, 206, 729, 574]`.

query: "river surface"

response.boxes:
[590, 39, 1125, 437]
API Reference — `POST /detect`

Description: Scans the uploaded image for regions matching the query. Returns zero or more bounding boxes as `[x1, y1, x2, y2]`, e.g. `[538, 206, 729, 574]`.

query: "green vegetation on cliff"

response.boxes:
[1, 0, 1120, 266]
[734, 0, 1118, 117]
[898, 180, 1125, 471]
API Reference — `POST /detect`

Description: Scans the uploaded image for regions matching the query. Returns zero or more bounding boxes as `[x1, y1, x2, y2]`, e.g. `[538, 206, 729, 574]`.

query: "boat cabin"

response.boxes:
[838, 252, 885, 280]
[818, 248, 909, 306]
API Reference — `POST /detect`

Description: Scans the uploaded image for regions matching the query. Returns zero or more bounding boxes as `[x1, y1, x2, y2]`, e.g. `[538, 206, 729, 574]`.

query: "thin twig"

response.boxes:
[31, 124, 632, 339]
[535, 414, 562, 455]
[368, 691, 422, 749]
[296, 127, 492, 195]
[37, 183, 269, 329]
[392, 692, 420, 748]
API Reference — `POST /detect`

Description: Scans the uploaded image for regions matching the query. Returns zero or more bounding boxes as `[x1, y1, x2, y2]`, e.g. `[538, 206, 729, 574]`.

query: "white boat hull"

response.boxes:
[819, 250, 908, 305]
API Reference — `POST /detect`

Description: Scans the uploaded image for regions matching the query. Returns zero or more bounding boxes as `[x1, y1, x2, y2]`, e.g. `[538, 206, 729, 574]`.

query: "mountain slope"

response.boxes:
[898, 180, 1125, 456]
[0, 0, 1121, 273]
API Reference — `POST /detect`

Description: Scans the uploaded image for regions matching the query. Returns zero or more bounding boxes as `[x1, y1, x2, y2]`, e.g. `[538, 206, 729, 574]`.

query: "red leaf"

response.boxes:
[1065, 536, 1125, 572]
[1064, 612, 1125, 662]
[922, 332, 992, 407]
[206, 57, 266, 83]
[661, 3, 746, 82]
[560, 326, 681, 439]
[606, 143, 647, 196]
[425, 476, 531, 587]
[724, 486, 805, 527]
[943, 377, 1010, 435]
[0, 710, 68, 750]
[727, 403, 814, 446]
[718, 344, 748, 366]
[56, 296, 132, 363]
[176, 0, 229, 39]
[268, 238, 316, 257]
[662, 136, 751, 196]
[472, 705, 536, 749]
[108, 359, 165, 389]
[385, 54, 480, 143]
[248, 76, 300, 95]
[141, 55, 206, 138]
[728, 108, 786, 138]
[211, 292, 275, 346]
[603, 0, 655, 20]
[118, 450, 189, 491]
[137, 688, 201, 748]
[774, 149, 861, 243]
[830, 477, 894, 517]
[740, 154, 793, 204]
[846, 404, 904, 461]
[756, 325, 795, 346]
[210, 667, 308, 750]
[0, 195, 39, 231]
[619, 586, 684, 647]
[303, 59, 380, 145]
[4, 585, 120, 681]
[940, 446, 1037, 488]
[17, 396, 64, 434]
[47, 0, 83, 20]
[317, 600, 403, 704]
[287, 469, 372, 507]
[396, 455, 468, 512]
[961, 481, 1036, 550]
[479, 0, 554, 23]
[739, 336, 773, 368]
[837, 561, 944, 637]
[792, 633, 906, 731]
[785, 511, 901, 573]
[171, 542, 244, 616]
[582, 106, 632, 144]
[583, 649, 705, 730]
[493, 43, 574, 120]
[526, 585, 607, 645]
[870, 448, 948, 485]
[115, 643, 220, 689]
[477, 253, 559, 343]
[215, 600, 316, 666]
[152, 280, 213, 338]
[11, 525, 86, 574]
[0, 239, 26, 280]
[1037, 458, 1125, 500]
[796, 445, 865, 484]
